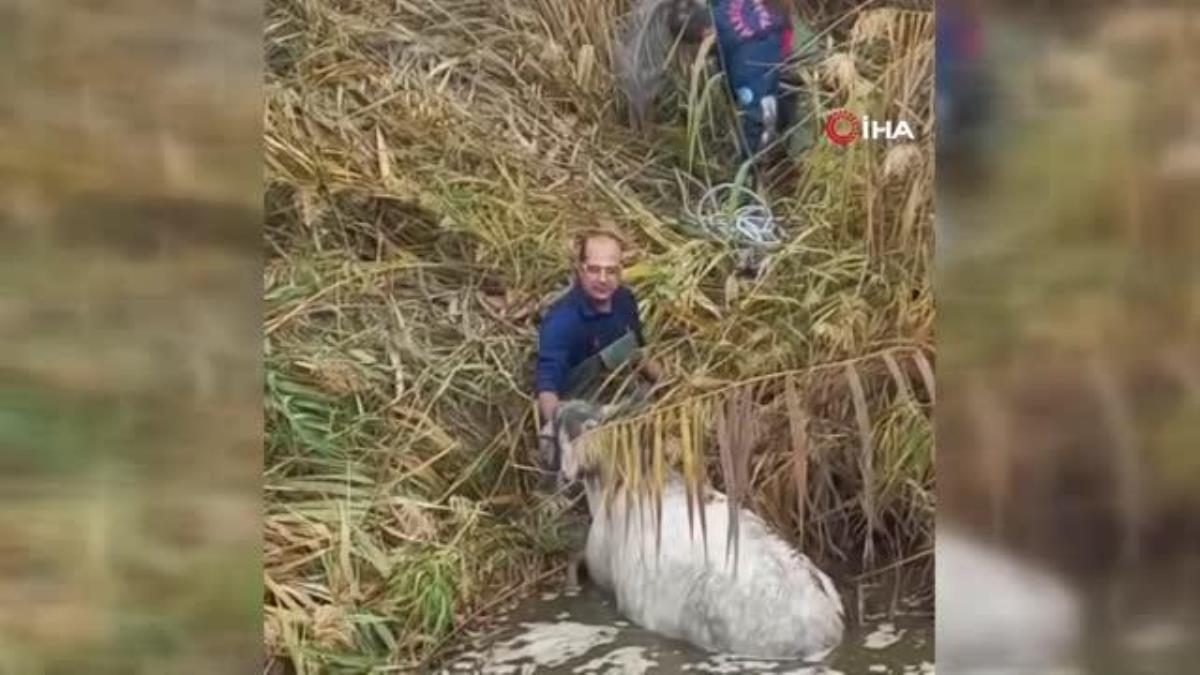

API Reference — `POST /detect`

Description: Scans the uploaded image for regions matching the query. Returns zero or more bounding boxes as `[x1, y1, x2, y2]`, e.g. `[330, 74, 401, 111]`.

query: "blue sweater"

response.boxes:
[535, 284, 645, 395]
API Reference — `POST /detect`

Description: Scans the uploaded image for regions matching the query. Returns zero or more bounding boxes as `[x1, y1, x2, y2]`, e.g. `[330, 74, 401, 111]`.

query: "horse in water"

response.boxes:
[552, 399, 845, 660]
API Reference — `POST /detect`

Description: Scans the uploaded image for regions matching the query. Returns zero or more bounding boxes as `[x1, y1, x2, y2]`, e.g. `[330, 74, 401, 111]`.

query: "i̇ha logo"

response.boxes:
[823, 109, 916, 146]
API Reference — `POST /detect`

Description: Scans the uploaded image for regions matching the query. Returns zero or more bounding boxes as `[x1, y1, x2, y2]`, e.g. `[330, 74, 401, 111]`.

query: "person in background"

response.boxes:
[535, 228, 664, 475]
[670, 0, 798, 163]
[936, 0, 991, 177]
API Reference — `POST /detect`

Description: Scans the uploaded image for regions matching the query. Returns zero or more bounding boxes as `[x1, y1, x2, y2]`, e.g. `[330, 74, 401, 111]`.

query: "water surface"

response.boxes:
[441, 582, 932, 674]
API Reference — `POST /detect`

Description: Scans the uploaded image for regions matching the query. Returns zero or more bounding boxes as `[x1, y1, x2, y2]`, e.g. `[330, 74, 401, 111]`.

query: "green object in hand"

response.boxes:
[599, 330, 640, 370]
[563, 329, 641, 401]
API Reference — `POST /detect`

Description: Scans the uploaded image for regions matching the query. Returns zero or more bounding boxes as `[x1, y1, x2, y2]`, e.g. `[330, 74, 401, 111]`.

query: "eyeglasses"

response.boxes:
[582, 264, 620, 278]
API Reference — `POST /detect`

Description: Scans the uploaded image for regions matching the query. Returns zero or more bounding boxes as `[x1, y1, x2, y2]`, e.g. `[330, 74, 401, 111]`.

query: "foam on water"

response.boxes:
[572, 646, 658, 674]
[445, 582, 932, 673]
[466, 621, 619, 671]
[680, 654, 846, 674]
[680, 654, 789, 672]
[864, 623, 905, 650]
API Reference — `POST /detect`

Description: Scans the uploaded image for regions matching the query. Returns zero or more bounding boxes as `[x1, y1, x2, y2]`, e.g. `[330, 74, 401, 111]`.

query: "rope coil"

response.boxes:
[684, 182, 782, 249]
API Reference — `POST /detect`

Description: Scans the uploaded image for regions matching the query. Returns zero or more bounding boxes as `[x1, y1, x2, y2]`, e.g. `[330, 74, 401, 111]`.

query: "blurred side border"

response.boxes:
[1, 1, 263, 672]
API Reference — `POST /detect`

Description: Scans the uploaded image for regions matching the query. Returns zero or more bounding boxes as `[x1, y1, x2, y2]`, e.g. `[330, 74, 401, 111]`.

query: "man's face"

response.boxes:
[576, 236, 622, 305]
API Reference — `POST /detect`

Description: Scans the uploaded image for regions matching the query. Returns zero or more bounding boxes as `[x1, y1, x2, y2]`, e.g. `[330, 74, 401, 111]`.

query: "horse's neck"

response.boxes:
[582, 472, 687, 519]
[582, 477, 637, 523]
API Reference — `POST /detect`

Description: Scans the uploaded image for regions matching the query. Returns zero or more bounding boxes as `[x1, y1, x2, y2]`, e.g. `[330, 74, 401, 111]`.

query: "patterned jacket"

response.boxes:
[669, 0, 797, 59]
[716, 0, 789, 42]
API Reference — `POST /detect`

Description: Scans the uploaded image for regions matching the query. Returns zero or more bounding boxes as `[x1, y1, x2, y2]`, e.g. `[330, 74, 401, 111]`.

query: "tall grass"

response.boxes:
[264, 0, 933, 670]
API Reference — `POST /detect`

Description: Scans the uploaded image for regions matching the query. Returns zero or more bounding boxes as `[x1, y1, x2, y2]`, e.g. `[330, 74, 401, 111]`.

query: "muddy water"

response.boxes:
[440, 583, 932, 674]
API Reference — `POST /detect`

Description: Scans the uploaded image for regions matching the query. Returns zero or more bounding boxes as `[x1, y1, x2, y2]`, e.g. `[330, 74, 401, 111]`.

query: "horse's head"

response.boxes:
[553, 400, 621, 482]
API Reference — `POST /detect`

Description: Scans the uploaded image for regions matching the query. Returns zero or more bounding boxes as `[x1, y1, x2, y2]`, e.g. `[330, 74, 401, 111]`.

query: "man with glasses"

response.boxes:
[535, 228, 664, 475]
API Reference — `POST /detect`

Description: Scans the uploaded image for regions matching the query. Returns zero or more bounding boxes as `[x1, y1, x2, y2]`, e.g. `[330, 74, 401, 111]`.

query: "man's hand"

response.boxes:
[538, 420, 559, 474]
[536, 391, 562, 480]
[538, 391, 560, 426]
[638, 356, 666, 384]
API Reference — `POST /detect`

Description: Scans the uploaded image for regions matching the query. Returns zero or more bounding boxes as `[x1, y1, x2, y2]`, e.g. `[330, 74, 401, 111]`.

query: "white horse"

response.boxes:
[552, 400, 845, 660]
[937, 526, 1082, 672]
